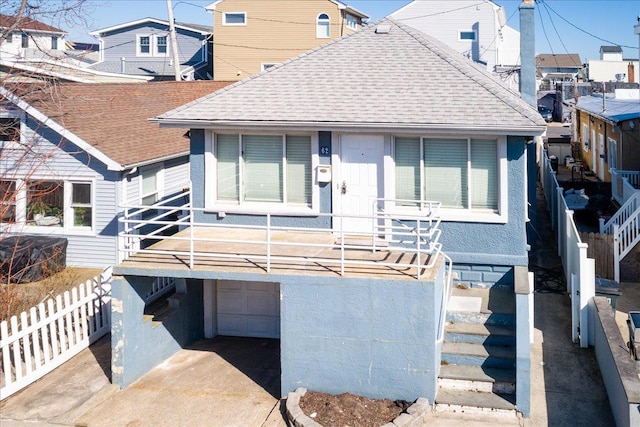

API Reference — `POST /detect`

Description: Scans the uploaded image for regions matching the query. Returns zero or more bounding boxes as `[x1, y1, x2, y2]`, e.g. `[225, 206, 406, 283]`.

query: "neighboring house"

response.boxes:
[536, 53, 583, 88]
[89, 18, 212, 80]
[389, 0, 520, 89]
[573, 89, 640, 182]
[0, 81, 231, 269]
[111, 17, 544, 417]
[587, 45, 639, 84]
[0, 13, 68, 63]
[206, 0, 369, 80]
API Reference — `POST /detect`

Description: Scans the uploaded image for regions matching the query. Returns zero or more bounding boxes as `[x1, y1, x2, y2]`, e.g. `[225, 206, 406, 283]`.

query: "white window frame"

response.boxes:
[0, 179, 17, 225]
[582, 123, 589, 152]
[155, 35, 168, 56]
[390, 135, 508, 224]
[136, 34, 169, 57]
[317, 13, 331, 38]
[140, 165, 164, 206]
[459, 30, 477, 41]
[223, 12, 247, 26]
[607, 137, 617, 171]
[0, 111, 25, 150]
[2, 177, 96, 235]
[204, 131, 320, 215]
[68, 181, 93, 229]
[345, 14, 357, 30]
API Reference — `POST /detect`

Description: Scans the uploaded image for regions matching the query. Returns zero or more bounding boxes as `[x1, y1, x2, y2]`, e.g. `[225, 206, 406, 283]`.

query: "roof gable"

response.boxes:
[5, 81, 233, 169]
[90, 17, 211, 36]
[205, 0, 368, 18]
[157, 19, 544, 132]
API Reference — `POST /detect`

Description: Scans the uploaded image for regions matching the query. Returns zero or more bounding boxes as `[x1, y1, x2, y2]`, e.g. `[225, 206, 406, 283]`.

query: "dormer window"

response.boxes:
[317, 13, 330, 38]
[346, 14, 357, 30]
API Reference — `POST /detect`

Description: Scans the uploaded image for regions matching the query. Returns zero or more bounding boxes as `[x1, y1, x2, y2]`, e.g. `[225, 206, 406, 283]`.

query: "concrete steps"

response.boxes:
[437, 286, 517, 414]
[143, 291, 179, 327]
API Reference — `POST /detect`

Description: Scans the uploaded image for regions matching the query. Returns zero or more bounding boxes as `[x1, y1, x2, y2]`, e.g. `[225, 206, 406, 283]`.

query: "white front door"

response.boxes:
[338, 134, 384, 234]
[598, 133, 605, 181]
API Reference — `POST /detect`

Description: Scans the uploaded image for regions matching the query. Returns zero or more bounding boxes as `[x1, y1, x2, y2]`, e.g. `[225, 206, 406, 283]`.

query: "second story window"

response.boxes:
[346, 14, 357, 30]
[156, 36, 167, 54]
[139, 35, 151, 55]
[21, 33, 28, 48]
[223, 12, 246, 26]
[317, 13, 330, 38]
[51, 36, 58, 50]
[0, 117, 20, 144]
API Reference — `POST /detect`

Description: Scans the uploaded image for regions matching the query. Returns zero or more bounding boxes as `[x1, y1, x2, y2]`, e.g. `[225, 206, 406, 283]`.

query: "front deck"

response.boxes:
[117, 226, 443, 281]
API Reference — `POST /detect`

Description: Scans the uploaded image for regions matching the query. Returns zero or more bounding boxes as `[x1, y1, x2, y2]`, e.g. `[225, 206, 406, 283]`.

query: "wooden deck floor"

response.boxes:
[117, 227, 442, 281]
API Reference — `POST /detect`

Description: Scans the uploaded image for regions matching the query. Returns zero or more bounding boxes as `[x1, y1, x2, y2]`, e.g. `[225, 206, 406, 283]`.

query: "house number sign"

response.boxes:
[321, 146, 330, 155]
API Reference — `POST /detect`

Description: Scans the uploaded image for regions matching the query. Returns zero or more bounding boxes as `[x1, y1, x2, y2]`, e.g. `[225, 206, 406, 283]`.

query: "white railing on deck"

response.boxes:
[0, 267, 112, 400]
[540, 147, 595, 348]
[119, 192, 445, 280]
[611, 169, 640, 206]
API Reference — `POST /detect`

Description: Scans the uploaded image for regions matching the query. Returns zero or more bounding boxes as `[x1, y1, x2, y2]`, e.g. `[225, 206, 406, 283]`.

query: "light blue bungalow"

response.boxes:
[112, 16, 545, 417]
[0, 81, 231, 270]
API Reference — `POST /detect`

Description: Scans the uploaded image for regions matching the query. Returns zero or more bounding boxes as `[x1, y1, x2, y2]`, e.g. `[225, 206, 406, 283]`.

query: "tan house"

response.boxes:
[206, 0, 368, 81]
[573, 91, 640, 183]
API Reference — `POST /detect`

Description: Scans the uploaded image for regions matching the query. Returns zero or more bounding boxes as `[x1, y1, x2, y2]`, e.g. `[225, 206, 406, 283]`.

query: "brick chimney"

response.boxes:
[629, 62, 635, 83]
[519, 0, 536, 107]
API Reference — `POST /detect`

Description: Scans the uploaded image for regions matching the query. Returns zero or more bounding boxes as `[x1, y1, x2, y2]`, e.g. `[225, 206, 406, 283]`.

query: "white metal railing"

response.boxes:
[436, 253, 454, 344]
[611, 169, 640, 206]
[0, 267, 112, 400]
[540, 148, 595, 348]
[119, 192, 445, 280]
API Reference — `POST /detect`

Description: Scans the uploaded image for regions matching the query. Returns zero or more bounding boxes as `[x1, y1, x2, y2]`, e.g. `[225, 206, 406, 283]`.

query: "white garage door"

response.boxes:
[217, 280, 280, 338]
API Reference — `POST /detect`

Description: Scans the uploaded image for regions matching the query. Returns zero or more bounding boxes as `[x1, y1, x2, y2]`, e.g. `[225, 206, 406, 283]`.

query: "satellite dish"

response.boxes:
[615, 73, 626, 82]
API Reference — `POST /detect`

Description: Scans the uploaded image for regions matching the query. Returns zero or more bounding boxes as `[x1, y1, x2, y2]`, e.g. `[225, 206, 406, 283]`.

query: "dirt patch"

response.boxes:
[298, 391, 406, 427]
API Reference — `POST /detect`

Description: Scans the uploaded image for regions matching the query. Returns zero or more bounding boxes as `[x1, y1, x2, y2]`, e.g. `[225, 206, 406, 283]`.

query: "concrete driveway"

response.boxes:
[1, 335, 287, 427]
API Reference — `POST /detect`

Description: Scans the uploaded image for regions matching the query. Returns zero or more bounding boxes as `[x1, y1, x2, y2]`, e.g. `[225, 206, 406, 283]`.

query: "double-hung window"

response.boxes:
[0, 180, 16, 223]
[137, 35, 169, 56]
[394, 136, 504, 220]
[138, 35, 151, 55]
[156, 36, 167, 55]
[214, 133, 312, 208]
[141, 167, 161, 206]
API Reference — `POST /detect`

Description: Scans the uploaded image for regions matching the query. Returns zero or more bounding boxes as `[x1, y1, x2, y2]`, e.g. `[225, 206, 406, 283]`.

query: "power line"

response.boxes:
[540, 0, 636, 50]
[536, 1, 555, 56]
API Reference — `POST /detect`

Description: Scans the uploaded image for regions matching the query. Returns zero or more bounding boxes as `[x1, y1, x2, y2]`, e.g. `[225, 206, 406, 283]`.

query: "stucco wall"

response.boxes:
[111, 276, 204, 388]
[280, 262, 445, 401]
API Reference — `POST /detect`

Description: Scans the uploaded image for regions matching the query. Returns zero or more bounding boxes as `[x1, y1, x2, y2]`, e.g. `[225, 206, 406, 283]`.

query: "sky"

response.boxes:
[54, 0, 640, 62]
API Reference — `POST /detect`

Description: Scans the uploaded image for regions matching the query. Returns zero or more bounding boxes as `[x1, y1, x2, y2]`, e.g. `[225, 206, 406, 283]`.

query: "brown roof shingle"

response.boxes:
[17, 81, 232, 168]
[536, 53, 582, 69]
[0, 14, 65, 34]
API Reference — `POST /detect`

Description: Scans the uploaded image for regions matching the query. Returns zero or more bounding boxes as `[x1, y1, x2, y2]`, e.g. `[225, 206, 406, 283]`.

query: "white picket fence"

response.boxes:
[0, 267, 112, 400]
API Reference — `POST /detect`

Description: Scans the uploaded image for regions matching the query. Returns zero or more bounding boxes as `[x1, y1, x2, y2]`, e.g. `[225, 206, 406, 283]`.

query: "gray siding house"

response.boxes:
[0, 81, 231, 269]
[112, 15, 545, 417]
[89, 18, 212, 80]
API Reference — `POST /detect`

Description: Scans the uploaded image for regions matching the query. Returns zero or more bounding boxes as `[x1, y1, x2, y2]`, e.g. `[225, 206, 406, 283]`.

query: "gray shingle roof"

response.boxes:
[576, 95, 640, 123]
[157, 18, 545, 132]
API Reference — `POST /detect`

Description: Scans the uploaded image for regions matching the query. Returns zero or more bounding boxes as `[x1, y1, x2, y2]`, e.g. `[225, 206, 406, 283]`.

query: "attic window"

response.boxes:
[317, 13, 330, 38]
[224, 12, 246, 26]
[459, 30, 476, 41]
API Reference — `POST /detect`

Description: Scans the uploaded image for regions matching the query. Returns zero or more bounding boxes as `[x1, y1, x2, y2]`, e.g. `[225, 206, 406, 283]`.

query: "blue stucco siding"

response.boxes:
[111, 276, 204, 388]
[189, 129, 332, 229]
[438, 136, 528, 267]
[281, 263, 446, 401]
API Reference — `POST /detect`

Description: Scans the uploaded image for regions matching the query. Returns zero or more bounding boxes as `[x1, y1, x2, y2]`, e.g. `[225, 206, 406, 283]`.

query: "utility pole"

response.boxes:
[167, 0, 182, 81]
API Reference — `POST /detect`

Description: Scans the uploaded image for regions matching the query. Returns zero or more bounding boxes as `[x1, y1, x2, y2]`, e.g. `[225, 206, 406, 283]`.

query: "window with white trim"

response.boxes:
[1, 180, 16, 223]
[136, 35, 169, 57]
[71, 182, 92, 227]
[141, 167, 161, 205]
[582, 123, 589, 151]
[223, 12, 246, 25]
[0, 117, 20, 143]
[394, 137, 503, 215]
[51, 36, 58, 50]
[23, 180, 93, 229]
[317, 13, 330, 38]
[346, 14, 357, 30]
[21, 33, 28, 48]
[459, 30, 476, 41]
[214, 134, 312, 206]
[607, 138, 617, 170]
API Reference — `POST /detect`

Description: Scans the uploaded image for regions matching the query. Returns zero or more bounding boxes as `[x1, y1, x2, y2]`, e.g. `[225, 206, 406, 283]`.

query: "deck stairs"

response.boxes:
[435, 286, 519, 417]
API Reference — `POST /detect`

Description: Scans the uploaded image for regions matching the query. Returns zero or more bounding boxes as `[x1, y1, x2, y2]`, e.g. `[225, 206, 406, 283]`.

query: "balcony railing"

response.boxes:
[611, 168, 640, 206]
[118, 189, 447, 280]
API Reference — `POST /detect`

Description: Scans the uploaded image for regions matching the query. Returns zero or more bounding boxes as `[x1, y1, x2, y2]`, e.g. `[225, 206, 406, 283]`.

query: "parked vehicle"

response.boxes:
[538, 105, 553, 122]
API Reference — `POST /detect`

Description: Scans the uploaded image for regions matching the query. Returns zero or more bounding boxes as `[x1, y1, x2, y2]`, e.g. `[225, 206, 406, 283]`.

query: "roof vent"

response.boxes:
[375, 25, 391, 34]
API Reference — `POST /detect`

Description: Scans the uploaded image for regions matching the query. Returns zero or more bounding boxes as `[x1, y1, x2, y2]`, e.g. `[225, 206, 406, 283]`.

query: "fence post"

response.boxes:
[578, 243, 593, 348]
[564, 210, 574, 289]
[613, 223, 620, 284]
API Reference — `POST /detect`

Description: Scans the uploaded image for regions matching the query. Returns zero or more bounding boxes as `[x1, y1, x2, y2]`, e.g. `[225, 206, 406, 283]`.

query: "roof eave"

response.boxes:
[153, 118, 546, 136]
